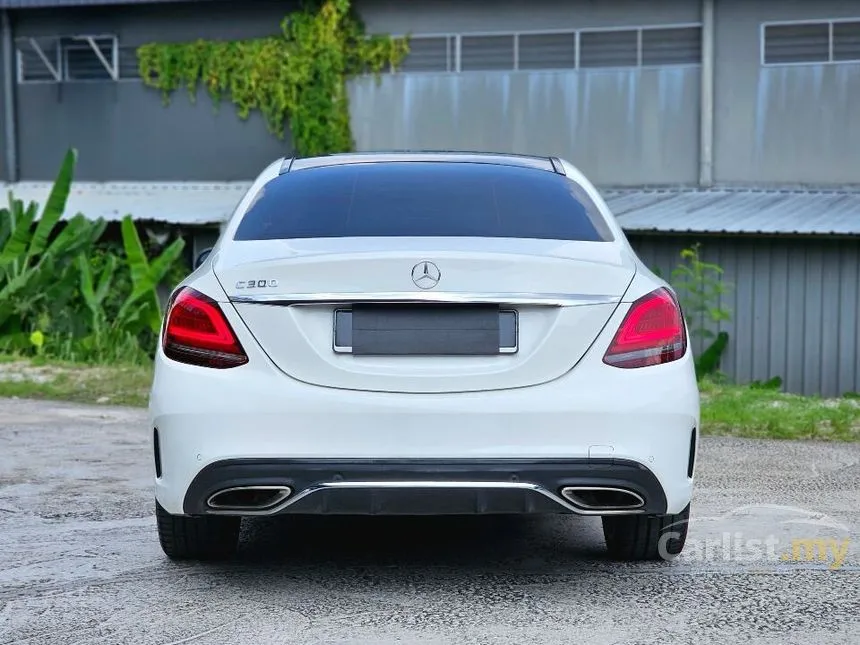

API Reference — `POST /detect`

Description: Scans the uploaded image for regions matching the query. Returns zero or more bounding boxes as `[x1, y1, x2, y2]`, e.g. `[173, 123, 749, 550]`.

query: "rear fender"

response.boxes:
[620, 265, 672, 303]
[181, 269, 231, 304]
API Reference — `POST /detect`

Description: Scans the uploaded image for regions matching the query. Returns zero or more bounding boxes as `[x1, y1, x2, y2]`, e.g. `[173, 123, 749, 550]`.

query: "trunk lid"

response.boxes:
[214, 237, 635, 393]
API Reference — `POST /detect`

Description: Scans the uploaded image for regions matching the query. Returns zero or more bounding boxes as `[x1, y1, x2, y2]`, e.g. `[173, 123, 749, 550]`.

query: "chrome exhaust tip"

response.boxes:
[560, 486, 645, 511]
[207, 486, 292, 511]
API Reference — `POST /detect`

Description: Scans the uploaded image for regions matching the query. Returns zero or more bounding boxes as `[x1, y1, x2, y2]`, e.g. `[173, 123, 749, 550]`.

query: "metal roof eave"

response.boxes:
[3, 181, 860, 237]
[606, 186, 860, 237]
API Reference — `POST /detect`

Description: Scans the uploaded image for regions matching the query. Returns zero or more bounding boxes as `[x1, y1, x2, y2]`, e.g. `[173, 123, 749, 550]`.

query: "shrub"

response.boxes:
[0, 149, 187, 364]
[0, 150, 107, 349]
[668, 243, 733, 380]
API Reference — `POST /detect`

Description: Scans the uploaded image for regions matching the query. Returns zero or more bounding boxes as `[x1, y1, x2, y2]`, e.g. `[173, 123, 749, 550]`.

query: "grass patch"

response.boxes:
[0, 358, 858, 441]
[699, 379, 860, 442]
[0, 359, 152, 407]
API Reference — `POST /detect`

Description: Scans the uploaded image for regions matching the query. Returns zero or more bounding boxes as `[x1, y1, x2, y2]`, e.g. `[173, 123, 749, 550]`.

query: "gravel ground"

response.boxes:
[0, 397, 858, 645]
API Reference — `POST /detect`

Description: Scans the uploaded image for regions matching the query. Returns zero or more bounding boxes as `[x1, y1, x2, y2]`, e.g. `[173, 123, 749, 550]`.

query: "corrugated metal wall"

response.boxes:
[629, 233, 860, 396]
[350, 0, 702, 187]
[349, 0, 860, 188]
[9, 0, 297, 181]
[714, 0, 860, 185]
[6, 0, 860, 186]
[348, 67, 701, 187]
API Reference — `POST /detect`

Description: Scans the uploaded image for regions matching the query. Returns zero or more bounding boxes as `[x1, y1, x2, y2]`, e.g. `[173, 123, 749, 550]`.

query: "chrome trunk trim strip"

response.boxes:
[229, 291, 620, 307]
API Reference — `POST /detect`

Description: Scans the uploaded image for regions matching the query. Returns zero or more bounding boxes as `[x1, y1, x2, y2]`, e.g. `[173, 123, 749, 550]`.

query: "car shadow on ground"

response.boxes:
[229, 514, 615, 571]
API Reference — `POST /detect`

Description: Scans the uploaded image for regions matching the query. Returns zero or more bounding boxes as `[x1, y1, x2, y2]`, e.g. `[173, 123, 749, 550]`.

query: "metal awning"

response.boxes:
[5, 181, 860, 236]
[605, 187, 860, 236]
[1, 181, 251, 226]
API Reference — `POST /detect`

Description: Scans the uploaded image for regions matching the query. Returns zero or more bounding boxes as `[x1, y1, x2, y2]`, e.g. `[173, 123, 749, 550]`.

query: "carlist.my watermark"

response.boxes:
[657, 504, 853, 570]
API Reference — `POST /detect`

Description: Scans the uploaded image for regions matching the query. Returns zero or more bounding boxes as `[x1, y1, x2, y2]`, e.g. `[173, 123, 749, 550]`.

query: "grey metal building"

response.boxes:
[0, 0, 857, 394]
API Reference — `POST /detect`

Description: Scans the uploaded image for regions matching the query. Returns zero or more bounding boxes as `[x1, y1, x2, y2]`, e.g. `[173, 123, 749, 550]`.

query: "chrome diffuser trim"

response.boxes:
[203, 481, 646, 517]
[229, 291, 620, 308]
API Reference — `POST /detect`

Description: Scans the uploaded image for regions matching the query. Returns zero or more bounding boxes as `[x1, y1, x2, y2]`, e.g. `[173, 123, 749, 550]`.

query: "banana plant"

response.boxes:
[0, 148, 107, 332]
[77, 252, 118, 337]
[116, 215, 186, 334]
[78, 249, 155, 335]
[76, 250, 152, 363]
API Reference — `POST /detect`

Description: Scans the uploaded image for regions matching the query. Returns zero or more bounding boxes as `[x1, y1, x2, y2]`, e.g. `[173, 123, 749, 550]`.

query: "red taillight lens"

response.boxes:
[603, 287, 687, 369]
[162, 287, 248, 369]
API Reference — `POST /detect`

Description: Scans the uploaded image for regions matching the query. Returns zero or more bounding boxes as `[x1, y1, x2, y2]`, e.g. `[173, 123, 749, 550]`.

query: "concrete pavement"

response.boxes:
[0, 398, 858, 644]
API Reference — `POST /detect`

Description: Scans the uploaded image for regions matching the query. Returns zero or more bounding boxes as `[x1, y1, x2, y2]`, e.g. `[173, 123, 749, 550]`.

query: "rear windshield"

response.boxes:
[233, 162, 614, 242]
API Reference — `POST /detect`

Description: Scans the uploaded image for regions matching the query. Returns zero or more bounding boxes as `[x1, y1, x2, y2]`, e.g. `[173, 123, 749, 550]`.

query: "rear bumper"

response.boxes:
[183, 458, 668, 516]
[150, 304, 700, 517]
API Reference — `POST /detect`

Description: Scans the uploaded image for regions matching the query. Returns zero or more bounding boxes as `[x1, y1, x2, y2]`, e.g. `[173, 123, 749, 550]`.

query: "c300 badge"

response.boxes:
[235, 279, 278, 289]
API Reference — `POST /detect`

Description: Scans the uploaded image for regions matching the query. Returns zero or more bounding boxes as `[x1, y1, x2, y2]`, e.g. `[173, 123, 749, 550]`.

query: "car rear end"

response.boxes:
[150, 154, 699, 561]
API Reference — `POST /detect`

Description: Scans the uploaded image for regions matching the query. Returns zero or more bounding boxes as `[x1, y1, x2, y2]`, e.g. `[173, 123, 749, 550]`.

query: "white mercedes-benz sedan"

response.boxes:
[149, 152, 700, 562]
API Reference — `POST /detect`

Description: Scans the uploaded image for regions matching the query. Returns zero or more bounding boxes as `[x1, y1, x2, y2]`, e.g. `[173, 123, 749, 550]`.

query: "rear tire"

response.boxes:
[602, 504, 690, 561]
[156, 500, 241, 561]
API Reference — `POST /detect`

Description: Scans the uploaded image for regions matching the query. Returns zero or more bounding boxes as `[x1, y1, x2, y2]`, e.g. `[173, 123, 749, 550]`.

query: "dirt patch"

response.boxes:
[0, 361, 68, 384]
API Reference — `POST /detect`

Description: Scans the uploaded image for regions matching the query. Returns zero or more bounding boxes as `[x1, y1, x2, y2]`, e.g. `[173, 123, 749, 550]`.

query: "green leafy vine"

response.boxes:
[136, 0, 409, 156]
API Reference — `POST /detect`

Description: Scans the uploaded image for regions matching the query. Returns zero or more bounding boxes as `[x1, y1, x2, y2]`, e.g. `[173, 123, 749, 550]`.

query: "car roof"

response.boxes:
[283, 151, 566, 175]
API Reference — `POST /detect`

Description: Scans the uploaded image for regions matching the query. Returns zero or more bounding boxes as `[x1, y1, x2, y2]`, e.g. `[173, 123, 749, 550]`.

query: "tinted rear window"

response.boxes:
[234, 162, 613, 242]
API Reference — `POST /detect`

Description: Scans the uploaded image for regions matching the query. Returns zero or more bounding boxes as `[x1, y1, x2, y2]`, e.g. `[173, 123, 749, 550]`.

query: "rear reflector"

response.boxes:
[602, 287, 687, 369]
[153, 427, 162, 478]
[162, 287, 248, 369]
[687, 427, 697, 478]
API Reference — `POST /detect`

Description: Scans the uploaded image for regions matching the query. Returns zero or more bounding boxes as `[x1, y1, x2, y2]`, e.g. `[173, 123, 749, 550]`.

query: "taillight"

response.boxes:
[603, 287, 687, 369]
[162, 287, 248, 369]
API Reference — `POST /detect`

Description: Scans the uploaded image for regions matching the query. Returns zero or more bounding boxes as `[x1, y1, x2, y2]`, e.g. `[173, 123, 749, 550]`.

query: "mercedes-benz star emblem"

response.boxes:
[411, 261, 441, 290]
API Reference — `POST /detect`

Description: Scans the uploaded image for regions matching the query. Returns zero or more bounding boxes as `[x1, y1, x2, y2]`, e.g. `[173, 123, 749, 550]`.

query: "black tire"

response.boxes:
[602, 504, 690, 562]
[156, 501, 241, 561]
